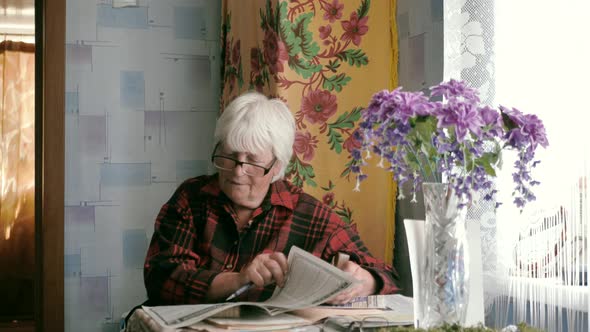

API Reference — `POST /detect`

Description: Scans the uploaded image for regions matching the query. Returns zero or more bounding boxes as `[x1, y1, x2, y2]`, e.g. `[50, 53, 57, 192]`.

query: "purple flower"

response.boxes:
[505, 113, 549, 153]
[500, 105, 525, 127]
[353, 79, 548, 210]
[391, 91, 431, 122]
[435, 103, 484, 142]
[430, 79, 480, 104]
[521, 114, 549, 149]
[351, 149, 362, 161]
[480, 106, 504, 137]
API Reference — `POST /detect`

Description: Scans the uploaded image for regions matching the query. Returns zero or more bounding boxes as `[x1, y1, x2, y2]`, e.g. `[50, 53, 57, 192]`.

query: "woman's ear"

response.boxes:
[271, 160, 281, 177]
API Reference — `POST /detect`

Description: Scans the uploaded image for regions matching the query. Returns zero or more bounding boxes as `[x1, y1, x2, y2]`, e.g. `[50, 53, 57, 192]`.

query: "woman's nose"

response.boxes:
[232, 162, 246, 176]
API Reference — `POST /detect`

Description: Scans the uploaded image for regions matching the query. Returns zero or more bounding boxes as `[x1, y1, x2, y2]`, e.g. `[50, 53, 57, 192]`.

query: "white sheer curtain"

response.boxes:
[445, 1, 589, 331]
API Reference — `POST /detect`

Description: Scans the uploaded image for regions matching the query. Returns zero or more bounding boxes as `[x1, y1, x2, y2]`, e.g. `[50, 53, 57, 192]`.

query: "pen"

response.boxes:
[225, 281, 255, 301]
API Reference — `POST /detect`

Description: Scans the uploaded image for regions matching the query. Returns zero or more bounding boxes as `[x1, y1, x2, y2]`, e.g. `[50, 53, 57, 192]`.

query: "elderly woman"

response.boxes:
[144, 92, 399, 304]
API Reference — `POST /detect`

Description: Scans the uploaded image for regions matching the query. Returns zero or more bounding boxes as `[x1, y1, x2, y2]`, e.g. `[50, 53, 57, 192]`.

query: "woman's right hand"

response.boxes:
[240, 251, 288, 288]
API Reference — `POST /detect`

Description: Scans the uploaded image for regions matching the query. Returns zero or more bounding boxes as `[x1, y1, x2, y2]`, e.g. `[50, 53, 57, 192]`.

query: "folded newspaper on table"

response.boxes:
[325, 293, 414, 310]
[142, 246, 359, 329]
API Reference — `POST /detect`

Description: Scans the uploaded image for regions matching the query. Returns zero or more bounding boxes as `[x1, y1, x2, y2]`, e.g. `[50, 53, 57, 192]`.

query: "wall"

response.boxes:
[394, 0, 444, 296]
[64, 1, 220, 331]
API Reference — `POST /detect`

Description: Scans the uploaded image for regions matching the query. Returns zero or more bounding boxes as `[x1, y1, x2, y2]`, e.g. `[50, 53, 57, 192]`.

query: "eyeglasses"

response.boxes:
[211, 149, 277, 177]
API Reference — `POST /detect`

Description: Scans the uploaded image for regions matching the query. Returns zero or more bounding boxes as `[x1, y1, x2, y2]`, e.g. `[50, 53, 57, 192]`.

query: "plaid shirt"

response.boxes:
[144, 174, 400, 304]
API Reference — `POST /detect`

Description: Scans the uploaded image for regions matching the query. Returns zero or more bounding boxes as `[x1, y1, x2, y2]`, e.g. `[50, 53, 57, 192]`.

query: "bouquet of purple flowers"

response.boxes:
[351, 79, 549, 209]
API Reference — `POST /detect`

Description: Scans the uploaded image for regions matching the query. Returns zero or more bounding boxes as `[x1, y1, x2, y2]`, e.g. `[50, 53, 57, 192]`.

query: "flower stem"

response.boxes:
[405, 143, 436, 183]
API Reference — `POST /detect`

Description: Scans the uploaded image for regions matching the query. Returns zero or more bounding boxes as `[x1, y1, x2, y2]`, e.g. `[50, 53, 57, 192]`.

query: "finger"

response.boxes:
[243, 257, 268, 287]
[263, 259, 286, 287]
[245, 268, 265, 287]
[340, 261, 361, 274]
[326, 293, 353, 305]
[258, 265, 274, 285]
[269, 252, 288, 273]
[327, 287, 355, 304]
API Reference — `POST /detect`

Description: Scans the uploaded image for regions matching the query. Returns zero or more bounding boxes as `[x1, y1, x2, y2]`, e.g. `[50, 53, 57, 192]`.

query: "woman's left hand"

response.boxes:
[325, 261, 377, 305]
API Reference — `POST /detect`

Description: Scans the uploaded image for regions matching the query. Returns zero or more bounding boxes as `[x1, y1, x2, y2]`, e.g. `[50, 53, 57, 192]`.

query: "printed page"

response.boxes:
[383, 294, 414, 315]
[322, 294, 388, 309]
[142, 303, 243, 329]
[205, 311, 311, 330]
[142, 246, 358, 328]
[293, 294, 414, 324]
[262, 246, 359, 313]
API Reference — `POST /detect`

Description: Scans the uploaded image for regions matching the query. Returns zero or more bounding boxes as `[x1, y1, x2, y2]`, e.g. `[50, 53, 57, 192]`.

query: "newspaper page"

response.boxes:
[142, 246, 359, 329]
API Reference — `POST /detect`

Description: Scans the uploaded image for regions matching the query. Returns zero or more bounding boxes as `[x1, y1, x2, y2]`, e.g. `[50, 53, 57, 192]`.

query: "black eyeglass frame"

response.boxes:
[211, 144, 277, 177]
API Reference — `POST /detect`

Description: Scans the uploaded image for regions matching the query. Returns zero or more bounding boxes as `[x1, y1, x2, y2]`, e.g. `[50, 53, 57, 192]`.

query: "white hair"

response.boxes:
[214, 92, 295, 182]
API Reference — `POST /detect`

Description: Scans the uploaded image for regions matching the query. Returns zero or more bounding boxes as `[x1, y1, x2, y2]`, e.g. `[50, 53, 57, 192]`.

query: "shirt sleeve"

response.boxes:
[322, 215, 400, 295]
[143, 187, 219, 304]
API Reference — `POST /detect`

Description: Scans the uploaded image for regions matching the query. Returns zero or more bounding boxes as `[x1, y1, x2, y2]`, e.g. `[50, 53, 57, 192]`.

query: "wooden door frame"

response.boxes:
[35, 0, 65, 330]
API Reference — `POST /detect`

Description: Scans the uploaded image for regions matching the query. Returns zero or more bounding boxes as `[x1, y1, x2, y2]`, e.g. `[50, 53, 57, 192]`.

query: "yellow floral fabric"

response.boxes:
[221, 0, 397, 261]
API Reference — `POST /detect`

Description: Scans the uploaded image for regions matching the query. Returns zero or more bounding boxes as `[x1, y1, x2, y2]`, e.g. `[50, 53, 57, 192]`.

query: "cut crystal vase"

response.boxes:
[420, 182, 469, 328]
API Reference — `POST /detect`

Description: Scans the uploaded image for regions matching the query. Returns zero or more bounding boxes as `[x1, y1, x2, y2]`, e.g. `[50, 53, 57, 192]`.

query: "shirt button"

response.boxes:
[233, 240, 238, 245]
[226, 263, 233, 269]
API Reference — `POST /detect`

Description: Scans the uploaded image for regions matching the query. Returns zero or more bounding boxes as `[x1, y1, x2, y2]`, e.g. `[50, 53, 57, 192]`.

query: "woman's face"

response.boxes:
[216, 144, 279, 211]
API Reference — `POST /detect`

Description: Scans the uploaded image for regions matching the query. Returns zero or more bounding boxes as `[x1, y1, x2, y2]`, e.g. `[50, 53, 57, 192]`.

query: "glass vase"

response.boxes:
[420, 182, 469, 328]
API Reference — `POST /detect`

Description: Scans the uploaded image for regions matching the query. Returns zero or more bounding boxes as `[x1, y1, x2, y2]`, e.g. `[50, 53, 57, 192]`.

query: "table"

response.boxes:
[124, 295, 414, 332]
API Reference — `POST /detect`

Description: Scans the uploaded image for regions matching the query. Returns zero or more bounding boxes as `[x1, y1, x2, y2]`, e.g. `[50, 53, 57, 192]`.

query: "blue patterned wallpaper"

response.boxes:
[64, 1, 220, 331]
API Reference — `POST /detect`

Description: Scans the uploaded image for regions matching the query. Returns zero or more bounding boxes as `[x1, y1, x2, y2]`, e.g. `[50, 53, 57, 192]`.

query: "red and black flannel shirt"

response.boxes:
[144, 174, 400, 304]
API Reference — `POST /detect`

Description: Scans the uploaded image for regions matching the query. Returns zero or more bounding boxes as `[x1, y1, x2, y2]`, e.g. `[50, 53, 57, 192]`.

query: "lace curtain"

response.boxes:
[445, 1, 589, 331]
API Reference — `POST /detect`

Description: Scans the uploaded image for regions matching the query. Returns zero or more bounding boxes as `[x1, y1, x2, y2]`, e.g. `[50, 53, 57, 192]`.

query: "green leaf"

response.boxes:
[335, 49, 369, 67]
[289, 157, 317, 188]
[237, 61, 244, 88]
[285, 158, 296, 174]
[327, 129, 344, 154]
[326, 59, 341, 72]
[293, 176, 303, 187]
[334, 208, 352, 224]
[476, 151, 501, 176]
[288, 56, 321, 79]
[305, 178, 317, 187]
[356, 0, 370, 19]
[321, 180, 336, 191]
[341, 160, 355, 178]
[480, 160, 497, 177]
[223, 13, 232, 33]
[326, 107, 362, 154]
[278, 2, 296, 51]
[224, 66, 236, 80]
[291, 12, 320, 59]
[323, 73, 352, 92]
[274, 0, 281, 32]
[414, 116, 437, 141]
[501, 110, 519, 131]
[330, 107, 362, 126]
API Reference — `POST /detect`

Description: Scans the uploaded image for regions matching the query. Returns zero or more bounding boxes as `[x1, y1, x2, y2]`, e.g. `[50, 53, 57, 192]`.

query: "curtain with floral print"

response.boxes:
[220, 0, 398, 261]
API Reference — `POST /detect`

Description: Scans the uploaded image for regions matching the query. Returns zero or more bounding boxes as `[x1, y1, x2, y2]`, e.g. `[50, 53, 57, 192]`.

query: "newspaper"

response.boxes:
[325, 294, 388, 309]
[142, 246, 359, 329]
